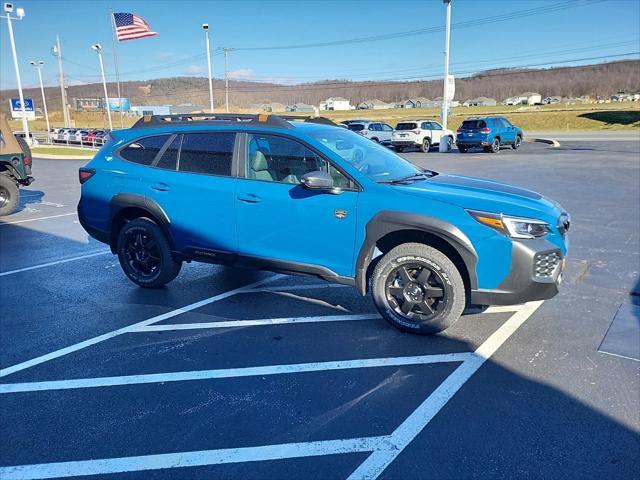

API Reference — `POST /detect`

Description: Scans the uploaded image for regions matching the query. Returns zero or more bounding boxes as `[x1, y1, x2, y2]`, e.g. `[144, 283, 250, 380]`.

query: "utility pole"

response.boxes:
[92, 44, 113, 130]
[223, 48, 231, 113]
[203, 24, 214, 113]
[30, 61, 50, 137]
[52, 35, 70, 128]
[441, 0, 452, 132]
[2, 4, 30, 143]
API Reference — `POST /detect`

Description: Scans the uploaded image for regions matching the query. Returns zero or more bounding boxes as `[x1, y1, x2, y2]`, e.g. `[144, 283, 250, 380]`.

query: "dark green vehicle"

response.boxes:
[0, 114, 34, 216]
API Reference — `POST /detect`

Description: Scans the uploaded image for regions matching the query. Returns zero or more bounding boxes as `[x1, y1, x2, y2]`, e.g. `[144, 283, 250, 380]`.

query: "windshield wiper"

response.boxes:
[378, 171, 436, 184]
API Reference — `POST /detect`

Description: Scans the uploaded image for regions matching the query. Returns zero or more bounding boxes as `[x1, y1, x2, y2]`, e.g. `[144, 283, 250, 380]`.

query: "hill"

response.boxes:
[1, 59, 638, 114]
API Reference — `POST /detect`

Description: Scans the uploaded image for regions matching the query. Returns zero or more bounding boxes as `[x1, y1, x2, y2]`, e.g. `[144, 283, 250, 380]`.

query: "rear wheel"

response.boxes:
[421, 138, 431, 153]
[394, 146, 404, 153]
[0, 175, 19, 216]
[458, 145, 468, 153]
[371, 243, 466, 335]
[487, 137, 500, 153]
[116, 217, 182, 288]
[512, 135, 522, 150]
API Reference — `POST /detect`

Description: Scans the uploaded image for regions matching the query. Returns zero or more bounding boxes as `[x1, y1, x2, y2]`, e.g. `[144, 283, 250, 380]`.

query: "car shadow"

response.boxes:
[578, 110, 640, 127]
[16, 189, 45, 213]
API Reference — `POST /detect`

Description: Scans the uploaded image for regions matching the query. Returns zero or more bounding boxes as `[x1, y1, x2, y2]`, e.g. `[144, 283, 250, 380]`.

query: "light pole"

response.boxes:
[441, 0, 452, 133]
[92, 43, 113, 130]
[223, 48, 232, 113]
[203, 24, 214, 113]
[52, 35, 70, 127]
[2, 3, 30, 144]
[30, 60, 50, 139]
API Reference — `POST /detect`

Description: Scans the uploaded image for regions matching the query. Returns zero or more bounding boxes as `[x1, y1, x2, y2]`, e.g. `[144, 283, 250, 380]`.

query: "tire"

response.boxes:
[116, 217, 182, 288]
[458, 145, 468, 153]
[446, 136, 453, 150]
[371, 137, 380, 143]
[15, 136, 32, 161]
[394, 146, 404, 153]
[488, 137, 500, 153]
[0, 175, 19, 216]
[371, 243, 466, 335]
[421, 138, 431, 153]
[512, 135, 522, 150]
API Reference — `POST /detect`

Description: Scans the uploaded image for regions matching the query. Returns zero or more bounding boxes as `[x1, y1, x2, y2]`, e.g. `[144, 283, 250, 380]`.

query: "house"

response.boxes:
[463, 97, 497, 107]
[542, 96, 562, 105]
[396, 97, 434, 109]
[286, 103, 315, 112]
[357, 99, 394, 110]
[257, 102, 286, 112]
[504, 92, 542, 105]
[319, 97, 352, 111]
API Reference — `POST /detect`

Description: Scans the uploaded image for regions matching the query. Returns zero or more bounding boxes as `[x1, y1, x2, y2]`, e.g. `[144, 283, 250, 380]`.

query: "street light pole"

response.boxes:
[52, 35, 70, 128]
[442, 0, 452, 132]
[203, 24, 214, 113]
[2, 4, 30, 144]
[223, 48, 230, 113]
[30, 61, 50, 138]
[92, 44, 113, 131]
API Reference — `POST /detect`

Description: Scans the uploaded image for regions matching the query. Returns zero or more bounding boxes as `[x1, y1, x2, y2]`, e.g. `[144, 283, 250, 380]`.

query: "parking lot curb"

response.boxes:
[527, 137, 561, 147]
[33, 153, 95, 160]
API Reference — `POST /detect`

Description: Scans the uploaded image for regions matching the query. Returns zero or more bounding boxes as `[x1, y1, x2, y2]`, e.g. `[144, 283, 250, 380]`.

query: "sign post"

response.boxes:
[440, 0, 453, 152]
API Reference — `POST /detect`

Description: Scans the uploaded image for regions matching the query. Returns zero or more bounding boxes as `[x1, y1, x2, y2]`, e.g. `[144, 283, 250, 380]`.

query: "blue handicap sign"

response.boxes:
[10, 98, 34, 111]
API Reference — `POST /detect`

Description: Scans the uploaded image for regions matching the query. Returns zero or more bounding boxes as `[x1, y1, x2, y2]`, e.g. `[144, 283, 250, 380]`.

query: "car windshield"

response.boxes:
[460, 120, 486, 130]
[347, 124, 365, 132]
[395, 122, 417, 130]
[309, 128, 421, 182]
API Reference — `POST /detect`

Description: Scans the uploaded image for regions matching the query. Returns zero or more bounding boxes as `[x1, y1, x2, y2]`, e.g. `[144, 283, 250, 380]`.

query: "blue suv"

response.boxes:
[78, 113, 569, 335]
[456, 116, 523, 153]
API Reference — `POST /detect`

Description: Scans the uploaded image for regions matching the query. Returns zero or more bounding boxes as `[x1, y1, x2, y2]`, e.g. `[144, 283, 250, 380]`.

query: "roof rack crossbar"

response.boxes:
[131, 113, 337, 129]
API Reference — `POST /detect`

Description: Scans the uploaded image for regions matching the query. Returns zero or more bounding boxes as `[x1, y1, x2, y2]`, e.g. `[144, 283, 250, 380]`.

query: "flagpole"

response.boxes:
[110, 9, 124, 128]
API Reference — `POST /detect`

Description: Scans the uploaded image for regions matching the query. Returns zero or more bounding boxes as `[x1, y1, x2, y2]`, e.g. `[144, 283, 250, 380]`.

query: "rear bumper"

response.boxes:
[470, 237, 566, 306]
[391, 140, 419, 147]
[77, 198, 111, 247]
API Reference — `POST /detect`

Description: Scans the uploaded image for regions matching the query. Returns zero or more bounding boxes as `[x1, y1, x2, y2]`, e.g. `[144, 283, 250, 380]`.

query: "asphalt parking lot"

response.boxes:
[1, 135, 638, 479]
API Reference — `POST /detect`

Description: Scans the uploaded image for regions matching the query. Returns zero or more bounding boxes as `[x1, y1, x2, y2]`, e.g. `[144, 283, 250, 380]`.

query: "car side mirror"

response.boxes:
[300, 171, 335, 190]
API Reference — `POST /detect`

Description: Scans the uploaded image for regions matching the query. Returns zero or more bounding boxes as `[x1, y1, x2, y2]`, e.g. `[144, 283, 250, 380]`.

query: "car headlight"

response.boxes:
[467, 210, 550, 239]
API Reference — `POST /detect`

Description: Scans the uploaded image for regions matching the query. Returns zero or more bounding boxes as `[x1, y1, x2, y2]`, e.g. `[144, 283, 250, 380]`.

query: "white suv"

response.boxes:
[347, 121, 394, 144]
[391, 119, 455, 153]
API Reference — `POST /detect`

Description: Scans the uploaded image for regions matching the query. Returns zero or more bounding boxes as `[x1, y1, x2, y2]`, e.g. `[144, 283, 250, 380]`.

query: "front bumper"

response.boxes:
[470, 237, 567, 306]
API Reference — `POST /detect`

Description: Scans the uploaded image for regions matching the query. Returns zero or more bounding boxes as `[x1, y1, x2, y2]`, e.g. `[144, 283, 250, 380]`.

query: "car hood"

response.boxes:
[396, 173, 564, 223]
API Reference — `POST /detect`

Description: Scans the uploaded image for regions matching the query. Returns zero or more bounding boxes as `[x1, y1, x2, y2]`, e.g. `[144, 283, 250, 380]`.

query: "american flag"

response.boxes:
[113, 13, 158, 41]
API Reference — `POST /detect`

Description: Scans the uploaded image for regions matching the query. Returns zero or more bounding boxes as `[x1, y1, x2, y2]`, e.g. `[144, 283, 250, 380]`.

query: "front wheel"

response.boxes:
[421, 138, 431, 153]
[512, 135, 522, 150]
[116, 217, 182, 288]
[371, 243, 466, 335]
[0, 175, 19, 216]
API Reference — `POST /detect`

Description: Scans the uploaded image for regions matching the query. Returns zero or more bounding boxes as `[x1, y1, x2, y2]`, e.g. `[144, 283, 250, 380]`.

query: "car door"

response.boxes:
[130, 132, 239, 254]
[422, 122, 439, 144]
[380, 123, 393, 143]
[499, 118, 516, 143]
[235, 132, 359, 277]
[430, 121, 445, 144]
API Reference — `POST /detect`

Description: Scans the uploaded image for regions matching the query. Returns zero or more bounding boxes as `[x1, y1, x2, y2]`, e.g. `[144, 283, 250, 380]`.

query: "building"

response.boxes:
[131, 105, 172, 116]
[396, 97, 434, 109]
[319, 97, 352, 111]
[542, 96, 562, 105]
[256, 102, 286, 112]
[286, 103, 315, 112]
[463, 97, 497, 107]
[505, 92, 542, 106]
[73, 98, 103, 111]
[357, 99, 394, 110]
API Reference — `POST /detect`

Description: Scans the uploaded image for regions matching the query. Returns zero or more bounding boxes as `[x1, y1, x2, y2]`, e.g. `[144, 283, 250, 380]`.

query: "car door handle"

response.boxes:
[237, 193, 262, 203]
[151, 182, 171, 192]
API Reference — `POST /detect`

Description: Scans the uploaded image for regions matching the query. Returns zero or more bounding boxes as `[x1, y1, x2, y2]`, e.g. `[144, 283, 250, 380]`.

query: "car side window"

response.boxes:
[245, 133, 352, 188]
[431, 122, 443, 131]
[178, 133, 235, 176]
[155, 135, 181, 171]
[382, 124, 393, 131]
[502, 118, 513, 127]
[119, 135, 170, 165]
[421, 122, 431, 129]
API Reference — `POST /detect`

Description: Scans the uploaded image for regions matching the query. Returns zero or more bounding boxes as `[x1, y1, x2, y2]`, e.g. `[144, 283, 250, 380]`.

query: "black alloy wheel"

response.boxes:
[123, 230, 161, 281]
[385, 262, 447, 321]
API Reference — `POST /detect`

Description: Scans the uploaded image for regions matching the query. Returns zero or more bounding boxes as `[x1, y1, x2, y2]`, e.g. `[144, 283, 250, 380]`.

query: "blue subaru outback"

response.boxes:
[456, 116, 523, 153]
[78, 113, 570, 335]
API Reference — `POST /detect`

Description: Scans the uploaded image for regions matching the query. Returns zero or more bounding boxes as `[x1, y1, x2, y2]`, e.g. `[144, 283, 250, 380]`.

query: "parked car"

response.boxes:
[340, 119, 370, 126]
[0, 114, 35, 215]
[70, 130, 89, 144]
[78, 113, 570, 335]
[455, 117, 523, 153]
[49, 128, 61, 142]
[391, 120, 455, 153]
[93, 130, 110, 145]
[58, 128, 76, 143]
[13, 131, 39, 146]
[347, 121, 394, 144]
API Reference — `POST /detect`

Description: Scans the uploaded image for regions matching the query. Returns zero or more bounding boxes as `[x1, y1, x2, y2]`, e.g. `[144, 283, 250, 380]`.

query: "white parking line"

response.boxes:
[346, 301, 543, 480]
[0, 275, 282, 378]
[0, 251, 110, 277]
[254, 283, 350, 292]
[0, 212, 77, 225]
[0, 352, 471, 393]
[0, 436, 390, 480]
[132, 313, 381, 332]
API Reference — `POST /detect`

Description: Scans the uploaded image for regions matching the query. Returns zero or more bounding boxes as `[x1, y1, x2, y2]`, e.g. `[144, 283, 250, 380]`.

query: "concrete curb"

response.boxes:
[33, 153, 95, 160]
[526, 137, 561, 148]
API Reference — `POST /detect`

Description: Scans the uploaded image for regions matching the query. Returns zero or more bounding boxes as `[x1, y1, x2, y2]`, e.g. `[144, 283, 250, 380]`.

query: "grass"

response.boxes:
[32, 146, 96, 156]
[10, 101, 639, 132]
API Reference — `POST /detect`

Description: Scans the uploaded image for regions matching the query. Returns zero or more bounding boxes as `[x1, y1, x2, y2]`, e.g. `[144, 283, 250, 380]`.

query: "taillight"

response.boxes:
[412, 129, 421, 134]
[23, 155, 31, 166]
[456, 128, 462, 133]
[79, 168, 96, 184]
[481, 127, 491, 133]
[361, 130, 368, 135]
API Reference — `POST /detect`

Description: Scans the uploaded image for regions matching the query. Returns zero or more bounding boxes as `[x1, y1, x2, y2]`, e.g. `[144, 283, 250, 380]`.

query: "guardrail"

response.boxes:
[28, 132, 103, 150]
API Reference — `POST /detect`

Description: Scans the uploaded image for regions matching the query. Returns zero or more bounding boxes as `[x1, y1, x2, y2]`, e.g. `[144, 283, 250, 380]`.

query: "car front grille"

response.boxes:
[534, 251, 561, 277]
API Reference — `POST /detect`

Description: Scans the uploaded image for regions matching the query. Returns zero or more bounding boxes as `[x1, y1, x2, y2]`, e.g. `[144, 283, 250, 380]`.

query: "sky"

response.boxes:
[0, 0, 639, 90]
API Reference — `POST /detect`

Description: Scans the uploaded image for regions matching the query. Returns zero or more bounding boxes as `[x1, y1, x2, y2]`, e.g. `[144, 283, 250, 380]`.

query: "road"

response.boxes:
[0, 138, 638, 479]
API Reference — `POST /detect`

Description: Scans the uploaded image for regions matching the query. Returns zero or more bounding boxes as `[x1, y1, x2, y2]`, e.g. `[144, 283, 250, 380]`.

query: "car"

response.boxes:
[391, 119, 455, 153]
[57, 128, 76, 143]
[78, 113, 570, 335]
[0, 114, 35, 215]
[70, 130, 89, 144]
[455, 117, 523, 153]
[49, 128, 61, 142]
[93, 130, 109, 145]
[13, 131, 39, 146]
[346, 121, 394, 144]
[340, 119, 370, 126]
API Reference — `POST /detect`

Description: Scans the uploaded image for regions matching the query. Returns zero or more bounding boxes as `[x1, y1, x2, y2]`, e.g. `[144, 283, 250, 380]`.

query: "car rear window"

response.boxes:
[178, 133, 235, 176]
[347, 124, 365, 132]
[396, 122, 417, 130]
[460, 120, 486, 130]
[119, 135, 171, 165]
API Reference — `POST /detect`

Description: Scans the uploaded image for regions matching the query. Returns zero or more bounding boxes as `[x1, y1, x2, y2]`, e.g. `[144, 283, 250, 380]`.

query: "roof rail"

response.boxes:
[131, 113, 337, 129]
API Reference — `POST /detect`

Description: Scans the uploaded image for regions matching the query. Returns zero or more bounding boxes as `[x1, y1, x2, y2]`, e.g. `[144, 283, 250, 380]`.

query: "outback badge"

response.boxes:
[334, 209, 347, 219]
